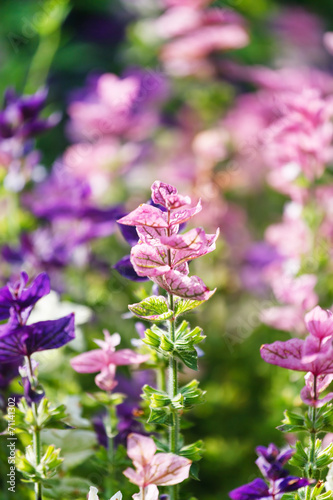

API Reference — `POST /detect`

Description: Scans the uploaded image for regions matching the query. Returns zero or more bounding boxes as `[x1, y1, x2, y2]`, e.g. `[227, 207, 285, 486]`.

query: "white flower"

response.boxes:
[88, 486, 122, 500]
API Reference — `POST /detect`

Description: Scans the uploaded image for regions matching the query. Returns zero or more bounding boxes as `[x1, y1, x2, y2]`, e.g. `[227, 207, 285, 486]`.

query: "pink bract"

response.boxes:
[123, 433, 191, 488]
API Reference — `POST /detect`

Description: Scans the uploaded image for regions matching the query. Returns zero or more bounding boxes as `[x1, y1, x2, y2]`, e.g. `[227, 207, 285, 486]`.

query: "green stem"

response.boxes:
[105, 401, 116, 498]
[168, 292, 179, 500]
[305, 376, 318, 500]
[26, 356, 42, 500]
[24, 31, 61, 93]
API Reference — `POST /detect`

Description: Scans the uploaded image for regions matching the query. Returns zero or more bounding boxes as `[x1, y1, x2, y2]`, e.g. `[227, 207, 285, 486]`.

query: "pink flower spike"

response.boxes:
[123, 433, 191, 488]
[161, 228, 219, 267]
[305, 306, 333, 339]
[118, 205, 168, 228]
[151, 181, 191, 209]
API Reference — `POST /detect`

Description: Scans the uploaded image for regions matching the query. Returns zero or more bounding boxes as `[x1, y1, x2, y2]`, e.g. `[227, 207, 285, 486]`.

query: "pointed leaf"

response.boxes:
[129, 296, 173, 322]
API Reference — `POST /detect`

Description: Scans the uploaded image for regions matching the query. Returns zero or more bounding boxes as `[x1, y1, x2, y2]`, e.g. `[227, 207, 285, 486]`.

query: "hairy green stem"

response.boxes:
[26, 356, 42, 500]
[168, 292, 179, 500]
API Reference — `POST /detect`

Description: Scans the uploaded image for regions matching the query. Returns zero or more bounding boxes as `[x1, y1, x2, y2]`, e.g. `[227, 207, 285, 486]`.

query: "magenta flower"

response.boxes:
[70, 331, 149, 391]
[261, 306, 333, 405]
[123, 433, 191, 488]
[118, 181, 218, 301]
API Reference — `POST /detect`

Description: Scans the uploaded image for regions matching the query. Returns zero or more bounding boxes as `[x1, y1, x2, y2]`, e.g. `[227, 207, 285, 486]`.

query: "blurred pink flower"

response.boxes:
[123, 433, 191, 488]
[324, 32, 333, 55]
[71, 331, 149, 391]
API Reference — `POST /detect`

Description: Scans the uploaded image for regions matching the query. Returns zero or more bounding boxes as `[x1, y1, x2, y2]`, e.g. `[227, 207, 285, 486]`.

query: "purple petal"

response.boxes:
[229, 478, 270, 500]
[276, 476, 314, 493]
[113, 255, 149, 282]
[24, 314, 75, 355]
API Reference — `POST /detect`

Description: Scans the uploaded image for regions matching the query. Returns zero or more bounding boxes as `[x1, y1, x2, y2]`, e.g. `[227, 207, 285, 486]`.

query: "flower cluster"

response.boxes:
[118, 181, 218, 301]
[229, 443, 313, 500]
[261, 306, 333, 407]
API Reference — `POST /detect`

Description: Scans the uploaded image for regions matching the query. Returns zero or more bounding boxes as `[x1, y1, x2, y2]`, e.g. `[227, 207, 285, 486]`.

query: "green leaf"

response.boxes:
[174, 299, 204, 316]
[176, 349, 198, 370]
[129, 296, 173, 321]
[180, 440, 204, 462]
[148, 407, 172, 426]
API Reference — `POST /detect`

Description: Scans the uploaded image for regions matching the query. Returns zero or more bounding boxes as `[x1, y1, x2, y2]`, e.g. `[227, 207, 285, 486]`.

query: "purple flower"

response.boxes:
[0, 272, 50, 322]
[0, 272, 75, 363]
[0, 311, 75, 362]
[229, 444, 313, 500]
[0, 88, 59, 140]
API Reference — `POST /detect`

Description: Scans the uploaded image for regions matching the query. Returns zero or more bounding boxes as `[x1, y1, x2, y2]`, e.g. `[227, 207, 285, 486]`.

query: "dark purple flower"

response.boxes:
[255, 444, 293, 480]
[0, 88, 60, 140]
[0, 272, 50, 322]
[0, 312, 75, 362]
[229, 444, 314, 500]
[229, 478, 270, 500]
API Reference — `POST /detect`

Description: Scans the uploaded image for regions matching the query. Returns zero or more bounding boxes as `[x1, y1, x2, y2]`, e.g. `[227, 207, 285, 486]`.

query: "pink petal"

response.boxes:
[153, 269, 215, 300]
[108, 349, 149, 366]
[161, 228, 219, 267]
[94, 331, 120, 351]
[169, 200, 202, 226]
[137, 226, 169, 246]
[131, 244, 170, 277]
[300, 385, 333, 408]
[148, 453, 191, 486]
[151, 181, 177, 206]
[70, 349, 107, 373]
[123, 467, 145, 487]
[305, 306, 333, 339]
[95, 365, 118, 391]
[126, 433, 157, 469]
[118, 205, 168, 228]
[260, 338, 305, 371]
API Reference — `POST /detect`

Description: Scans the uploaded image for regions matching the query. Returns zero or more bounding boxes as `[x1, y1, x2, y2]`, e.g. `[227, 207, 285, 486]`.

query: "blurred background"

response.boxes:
[1, 0, 333, 499]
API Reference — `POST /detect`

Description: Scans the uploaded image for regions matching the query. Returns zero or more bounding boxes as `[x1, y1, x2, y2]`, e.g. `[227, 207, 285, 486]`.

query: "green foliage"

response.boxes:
[16, 445, 63, 482]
